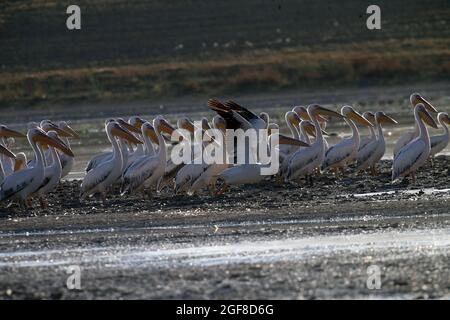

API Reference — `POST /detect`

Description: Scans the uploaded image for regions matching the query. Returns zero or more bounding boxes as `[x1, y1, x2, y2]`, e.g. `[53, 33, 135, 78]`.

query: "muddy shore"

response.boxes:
[0, 157, 449, 299]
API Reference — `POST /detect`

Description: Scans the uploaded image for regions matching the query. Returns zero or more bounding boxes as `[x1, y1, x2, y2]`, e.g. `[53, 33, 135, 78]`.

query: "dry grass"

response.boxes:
[1, 38, 449, 107]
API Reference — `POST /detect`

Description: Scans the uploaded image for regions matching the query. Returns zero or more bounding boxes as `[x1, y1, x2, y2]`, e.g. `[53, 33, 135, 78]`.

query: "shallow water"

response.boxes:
[0, 227, 448, 269]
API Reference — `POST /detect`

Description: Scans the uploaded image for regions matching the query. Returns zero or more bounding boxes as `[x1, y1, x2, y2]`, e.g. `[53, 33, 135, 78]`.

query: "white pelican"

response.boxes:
[186, 115, 229, 195]
[0, 145, 16, 184]
[393, 93, 438, 157]
[278, 111, 302, 162]
[358, 111, 376, 153]
[429, 112, 450, 159]
[356, 112, 398, 175]
[215, 133, 310, 194]
[57, 121, 79, 178]
[392, 103, 438, 183]
[31, 131, 74, 208]
[121, 118, 174, 196]
[293, 105, 329, 150]
[85, 118, 142, 172]
[321, 106, 373, 173]
[0, 128, 73, 209]
[284, 104, 344, 184]
[80, 121, 142, 201]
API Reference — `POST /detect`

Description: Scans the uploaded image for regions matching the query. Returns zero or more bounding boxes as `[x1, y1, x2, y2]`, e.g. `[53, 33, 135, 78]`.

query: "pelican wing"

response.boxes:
[288, 147, 319, 176]
[85, 151, 112, 172]
[357, 139, 377, 166]
[0, 168, 35, 201]
[122, 156, 159, 192]
[322, 139, 353, 169]
[393, 139, 427, 179]
[81, 160, 113, 195]
[225, 101, 266, 129]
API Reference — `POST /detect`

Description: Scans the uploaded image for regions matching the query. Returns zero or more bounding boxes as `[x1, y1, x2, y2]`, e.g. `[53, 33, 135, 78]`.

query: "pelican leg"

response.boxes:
[26, 198, 33, 209]
[370, 166, 376, 176]
[39, 197, 49, 209]
[215, 183, 229, 196]
[307, 174, 314, 187]
[430, 157, 434, 167]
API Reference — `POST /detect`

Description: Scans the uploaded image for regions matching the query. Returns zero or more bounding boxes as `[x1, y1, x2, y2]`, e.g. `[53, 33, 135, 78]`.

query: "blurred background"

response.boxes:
[1, 0, 449, 109]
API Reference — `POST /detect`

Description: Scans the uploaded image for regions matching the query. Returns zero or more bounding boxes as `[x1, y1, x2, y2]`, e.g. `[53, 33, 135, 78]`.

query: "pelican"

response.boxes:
[392, 104, 438, 183]
[80, 121, 142, 201]
[356, 112, 398, 175]
[429, 112, 450, 159]
[215, 133, 310, 194]
[284, 104, 344, 183]
[393, 93, 438, 157]
[121, 118, 174, 196]
[85, 117, 142, 172]
[31, 131, 74, 208]
[57, 121, 79, 178]
[186, 115, 229, 195]
[278, 111, 302, 162]
[293, 105, 329, 150]
[358, 111, 376, 153]
[0, 128, 73, 209]
[321, 106, 373, 173]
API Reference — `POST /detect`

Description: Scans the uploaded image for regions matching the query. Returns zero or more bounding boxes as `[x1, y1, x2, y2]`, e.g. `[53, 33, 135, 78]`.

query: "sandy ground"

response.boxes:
[0, 157, 449, 299]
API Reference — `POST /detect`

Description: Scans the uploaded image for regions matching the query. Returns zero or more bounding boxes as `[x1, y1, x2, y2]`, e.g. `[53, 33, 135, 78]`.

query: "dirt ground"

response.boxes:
[0, 157, 449, 300]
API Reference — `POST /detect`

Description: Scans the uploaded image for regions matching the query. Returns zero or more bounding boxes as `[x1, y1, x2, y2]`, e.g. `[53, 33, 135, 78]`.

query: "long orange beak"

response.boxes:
[0, 144, 15, 159]
[117, 119, 142, 134]
[33, 131, 74, 157]
[61, 124, 80, 138]
[0, 127, 26, 138]
[111, 124, 143, 144]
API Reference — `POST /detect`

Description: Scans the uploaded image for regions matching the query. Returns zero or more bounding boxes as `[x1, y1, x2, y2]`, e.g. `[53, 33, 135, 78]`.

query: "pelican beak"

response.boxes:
[111, 125, 143, 144]
[145, 125, 159, 145]
[158, 119, 176, 135]
[305, 124, 317, 137]
[117, 119, 142, 134]
[290, 113, 301, 127]
[412, 95, 438, 113]
[182, 120, 195, 134]
[133, 118, 146, 130]
[33, 131, 74, 157]
[278, 134, 310, 147]
[379, 113, 398, 125]
[43, 122, 71, 137]
[62, 124, 80, 138]
[348, 110, 373, 126]
[0, 127, 26, 138]
[419, 108, 439, 129]
[314, 106, 345, 119]
[0, 144, 15, 159]
[295, 108, 311, 121]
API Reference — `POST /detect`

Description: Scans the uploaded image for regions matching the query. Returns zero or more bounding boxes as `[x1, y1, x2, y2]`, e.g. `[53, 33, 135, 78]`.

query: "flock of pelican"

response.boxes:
[0, 93, 448, 209]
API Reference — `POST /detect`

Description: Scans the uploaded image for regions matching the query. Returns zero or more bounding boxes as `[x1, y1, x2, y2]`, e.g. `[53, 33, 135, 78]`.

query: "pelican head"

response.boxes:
[300, 120, 317, 137]
[0, 125, 26, 138]
[201, 117, 211, 131]
[58, 121, 80, 138]
[437, 112, 450, 125]
[109, 122, 143, 144]
[260, 112, 270, 126]
[141, 122, 159, 145]
[212, 115, 227, 133]
[154, 117, 176, 136]
[286, 111, 301, 128]
[363, 111, 375, 125]
[375, 112, 398, 125]
[416, 104, 438, 129]
[341, 106, 373, 126]
[129, 116, 147, 131]
[30, 128, 74, 157]
[293, 106, 309, 120]
[116, 118, 142, 134]
[177, 117, 195, 134]
[410, 93, 437, 113]
[40, 120, 72, 137]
